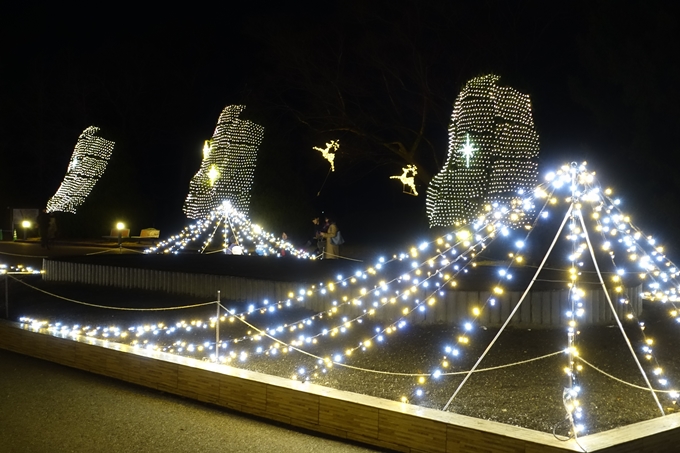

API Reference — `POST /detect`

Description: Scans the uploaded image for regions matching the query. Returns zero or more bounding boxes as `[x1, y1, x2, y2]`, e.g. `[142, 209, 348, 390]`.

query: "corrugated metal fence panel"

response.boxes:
[41, 260, 643, 328]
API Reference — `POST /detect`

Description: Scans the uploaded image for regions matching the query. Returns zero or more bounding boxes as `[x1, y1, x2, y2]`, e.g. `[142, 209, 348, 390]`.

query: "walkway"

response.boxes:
[0, 349, 383, 453]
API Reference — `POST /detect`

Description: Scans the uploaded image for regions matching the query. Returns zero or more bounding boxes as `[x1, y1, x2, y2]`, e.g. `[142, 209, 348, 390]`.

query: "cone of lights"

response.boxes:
[46, 126, 115, 214]
[183, 105, 264, 219]
[426, 74, 539, 227]
[148, 201, 311, 258]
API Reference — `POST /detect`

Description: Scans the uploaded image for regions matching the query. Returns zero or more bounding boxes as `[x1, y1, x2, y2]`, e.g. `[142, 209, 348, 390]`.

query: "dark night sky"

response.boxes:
[2, 1, 679, 247]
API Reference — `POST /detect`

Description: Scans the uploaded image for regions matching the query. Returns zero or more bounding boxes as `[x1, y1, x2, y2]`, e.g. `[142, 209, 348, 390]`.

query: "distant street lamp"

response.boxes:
[116, 222, 125, 249]
[21, 220, 31, 241]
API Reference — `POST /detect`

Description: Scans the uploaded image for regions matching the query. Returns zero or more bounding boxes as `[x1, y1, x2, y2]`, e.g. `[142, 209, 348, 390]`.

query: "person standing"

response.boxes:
[319, 215, 339, 259]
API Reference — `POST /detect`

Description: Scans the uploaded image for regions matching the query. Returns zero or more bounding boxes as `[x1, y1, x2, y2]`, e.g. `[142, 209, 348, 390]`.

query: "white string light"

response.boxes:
[147, 201, 312, 258]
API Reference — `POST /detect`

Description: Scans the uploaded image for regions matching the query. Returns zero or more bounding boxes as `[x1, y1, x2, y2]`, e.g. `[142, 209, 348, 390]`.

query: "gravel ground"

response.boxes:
[6, 275, 679, 437]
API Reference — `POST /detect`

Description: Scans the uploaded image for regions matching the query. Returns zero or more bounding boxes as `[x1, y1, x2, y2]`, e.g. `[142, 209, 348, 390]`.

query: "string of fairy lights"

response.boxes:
[426, 74, 539, 228]
[46, 126, 115, 214]
[0, 264, 42, 275]
[183, 105, 264, 219]
[146, 200, 312, 258]
[14, 161, 680, 438]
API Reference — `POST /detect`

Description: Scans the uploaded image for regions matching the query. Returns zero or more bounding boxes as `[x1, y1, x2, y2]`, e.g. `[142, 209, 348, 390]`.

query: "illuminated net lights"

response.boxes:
[46, 126, 115, 214]
[183, 105, 264, 219]
[147, 201, 312, 259]
[426, 74, 539, 228]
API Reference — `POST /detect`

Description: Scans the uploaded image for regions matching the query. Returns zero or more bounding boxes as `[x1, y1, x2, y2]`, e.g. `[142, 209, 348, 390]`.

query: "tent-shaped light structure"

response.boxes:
[183, 105, 264, 219]
[148, 201, 311, 258]
[426, 74, 539, 227]
[46, 126, 115, 214]
[21, 162, 680, 440]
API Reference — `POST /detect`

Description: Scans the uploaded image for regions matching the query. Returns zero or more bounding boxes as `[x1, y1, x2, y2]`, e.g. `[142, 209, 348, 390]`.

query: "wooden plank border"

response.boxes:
[1, 320, 677, 453]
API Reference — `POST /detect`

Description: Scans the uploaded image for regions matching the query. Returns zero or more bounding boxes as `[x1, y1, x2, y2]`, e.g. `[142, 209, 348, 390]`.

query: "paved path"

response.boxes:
[0, 349, 384, 453]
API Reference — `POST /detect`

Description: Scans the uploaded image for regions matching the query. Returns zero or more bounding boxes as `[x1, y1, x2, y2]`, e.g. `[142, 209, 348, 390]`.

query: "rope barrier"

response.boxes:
[577, 356, 679, 394]
[85, 247, 145, 256]
[218, 302, 563, 377]
[15, 275, 663, 389]
[9, 275, 216, 311]
[322, 253, 363, 262]
[337, 350, 565, 377]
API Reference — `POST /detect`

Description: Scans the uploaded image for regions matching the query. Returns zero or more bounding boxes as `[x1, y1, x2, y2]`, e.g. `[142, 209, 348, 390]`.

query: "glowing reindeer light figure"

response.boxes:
[313, 140, 340, 172]
[390, 164, 419, 196]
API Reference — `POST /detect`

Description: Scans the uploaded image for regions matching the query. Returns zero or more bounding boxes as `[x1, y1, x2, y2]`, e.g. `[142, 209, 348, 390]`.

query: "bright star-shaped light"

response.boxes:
[459, 134, 477, 167]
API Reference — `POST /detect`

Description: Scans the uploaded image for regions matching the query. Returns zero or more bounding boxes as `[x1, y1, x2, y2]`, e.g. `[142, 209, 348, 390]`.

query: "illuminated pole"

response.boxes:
[116, 222, 125, 252]
[21, 220, 30, 241]
[567, 163, 578, 411]
[215, 290, 221, 361]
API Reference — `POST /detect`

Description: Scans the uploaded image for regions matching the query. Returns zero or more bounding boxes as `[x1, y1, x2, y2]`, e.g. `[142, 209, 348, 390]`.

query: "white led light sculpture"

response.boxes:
[426, 74, 539, 227]
[148, 201, 311, 259]
[46, 126, 115, 214]
[183, 105, 264, 219]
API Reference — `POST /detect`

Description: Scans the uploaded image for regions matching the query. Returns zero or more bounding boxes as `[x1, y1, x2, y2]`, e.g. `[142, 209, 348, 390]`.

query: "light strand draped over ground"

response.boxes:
[147, 201, 312, 258]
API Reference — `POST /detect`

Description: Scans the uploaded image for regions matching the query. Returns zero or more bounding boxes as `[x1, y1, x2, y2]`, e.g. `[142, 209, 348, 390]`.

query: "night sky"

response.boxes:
[2, 1, 679, 249]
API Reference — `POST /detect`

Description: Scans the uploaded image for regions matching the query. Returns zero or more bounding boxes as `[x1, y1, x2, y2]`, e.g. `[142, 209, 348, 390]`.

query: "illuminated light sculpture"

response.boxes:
[19, 162, 680, 438]
[46, 126, 115, 214]
[390, 165, 419, 196]
[313, 140, 339, 172]
[148, 201, 312, 259]
[183, 105, 264, 219]
[426, 74, 539, 227]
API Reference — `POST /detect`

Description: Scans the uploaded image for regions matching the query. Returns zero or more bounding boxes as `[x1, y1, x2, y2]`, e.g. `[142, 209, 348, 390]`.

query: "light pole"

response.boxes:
[3, 269, 8, 319]
[116, 222, 125, 251]
[21, 220, 31, 241]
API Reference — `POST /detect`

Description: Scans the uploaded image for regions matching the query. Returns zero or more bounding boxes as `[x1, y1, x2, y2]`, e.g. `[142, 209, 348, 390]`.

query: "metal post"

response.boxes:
[215, 290, 221, 361]
[4, 273, 8, 319]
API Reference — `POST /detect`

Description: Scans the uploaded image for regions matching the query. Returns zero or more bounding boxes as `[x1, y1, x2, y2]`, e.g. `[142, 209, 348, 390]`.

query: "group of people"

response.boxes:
[309, 214, 340, 259]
